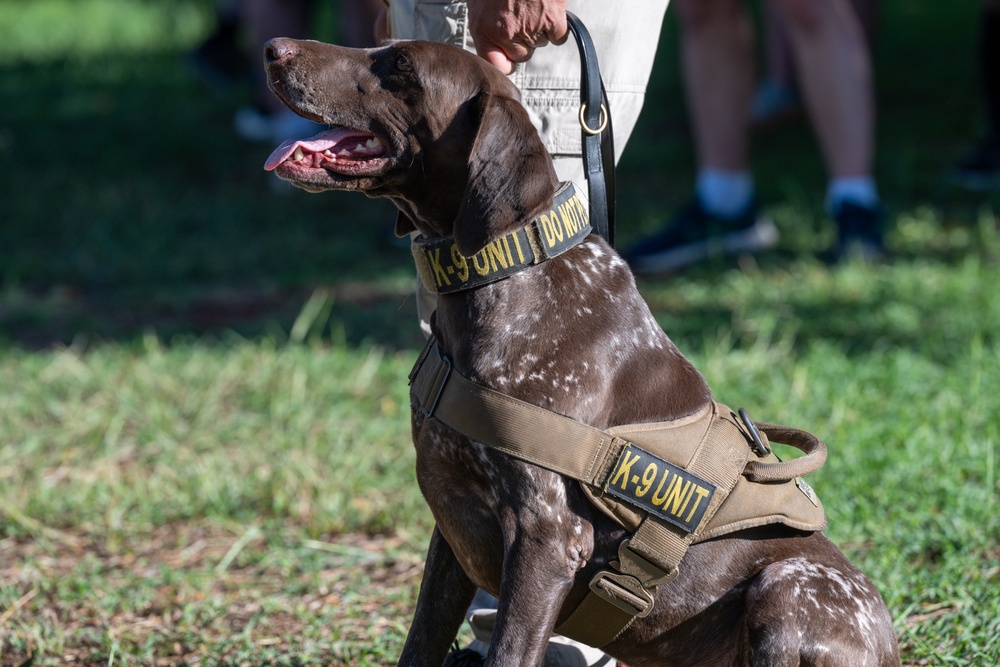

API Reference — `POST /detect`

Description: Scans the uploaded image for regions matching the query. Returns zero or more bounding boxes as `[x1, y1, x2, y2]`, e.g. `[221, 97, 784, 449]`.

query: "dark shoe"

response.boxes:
[949, 134, 1000, 191]
[624, 198, 778, 274]
[828, 201, 885, 263]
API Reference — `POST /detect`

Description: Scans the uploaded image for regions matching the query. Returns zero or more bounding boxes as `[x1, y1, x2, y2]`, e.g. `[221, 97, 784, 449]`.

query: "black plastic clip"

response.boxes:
[425, 355, 452, 418]
[738, 407, 771, 457]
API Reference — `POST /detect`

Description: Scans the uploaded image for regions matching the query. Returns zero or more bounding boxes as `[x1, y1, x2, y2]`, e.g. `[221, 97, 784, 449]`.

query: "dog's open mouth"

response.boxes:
[264, 126, 388, 179]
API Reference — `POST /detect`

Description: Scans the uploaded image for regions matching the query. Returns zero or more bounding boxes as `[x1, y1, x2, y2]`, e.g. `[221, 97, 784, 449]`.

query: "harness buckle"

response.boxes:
[618, 539, 679, 587]
[588, 570, 655, 618]
[410, 338, 453, 418]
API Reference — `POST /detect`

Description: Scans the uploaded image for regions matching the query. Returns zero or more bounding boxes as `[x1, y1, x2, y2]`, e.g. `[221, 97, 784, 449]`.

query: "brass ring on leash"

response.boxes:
[579, 103, 608, 135]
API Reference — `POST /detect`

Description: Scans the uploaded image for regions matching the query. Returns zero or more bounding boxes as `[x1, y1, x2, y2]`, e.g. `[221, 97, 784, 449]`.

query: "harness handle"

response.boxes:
[742, 423, 829, 482]
[566, 13, 615, 248]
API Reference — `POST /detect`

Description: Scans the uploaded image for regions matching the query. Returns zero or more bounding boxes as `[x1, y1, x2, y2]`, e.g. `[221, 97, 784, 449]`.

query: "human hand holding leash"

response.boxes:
[468, 0, 569, 74]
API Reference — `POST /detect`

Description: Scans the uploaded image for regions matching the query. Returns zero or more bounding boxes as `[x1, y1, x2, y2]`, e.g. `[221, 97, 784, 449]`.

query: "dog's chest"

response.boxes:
[437, 244, 672, 417]
[411, 414, 590, 590]
[409, 240, 705, 591]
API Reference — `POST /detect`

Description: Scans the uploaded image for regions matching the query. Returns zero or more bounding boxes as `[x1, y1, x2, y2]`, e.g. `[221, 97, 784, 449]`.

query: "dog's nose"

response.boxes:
[264, 38, 298, 65]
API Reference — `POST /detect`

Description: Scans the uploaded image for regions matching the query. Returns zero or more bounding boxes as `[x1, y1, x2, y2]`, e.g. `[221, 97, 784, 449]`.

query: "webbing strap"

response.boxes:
[410, 341, 748, 645]
[409, 339, 824, 648]
[410, 338, 622, 485]
[627, 409, 749, 571]
[555, 572, 650, 647]
[742, 423, 827, 482]
[554, 408, 751, 646]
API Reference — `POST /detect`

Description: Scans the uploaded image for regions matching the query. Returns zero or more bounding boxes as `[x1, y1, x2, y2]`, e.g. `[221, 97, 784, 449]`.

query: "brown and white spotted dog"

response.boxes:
[262, 36, 900, 667]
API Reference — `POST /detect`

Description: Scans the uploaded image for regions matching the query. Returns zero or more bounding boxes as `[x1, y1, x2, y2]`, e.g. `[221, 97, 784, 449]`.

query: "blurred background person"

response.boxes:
[190, 0, 383, 146]
[626, 0, 884, 273]
[752, 0, 878, 129]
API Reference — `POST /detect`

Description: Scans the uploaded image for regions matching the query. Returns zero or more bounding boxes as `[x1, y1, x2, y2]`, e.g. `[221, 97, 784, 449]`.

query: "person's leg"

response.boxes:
[753, 0, 803, 127]
[678, 0, 757, 225]
[678, 0, 754, 176]
[778, 0, 874, 183]
[680, 0, 763, 217]
[754, 0, 877, 129]
[626, 0, 779, 275]
[777, 0, 882, 257]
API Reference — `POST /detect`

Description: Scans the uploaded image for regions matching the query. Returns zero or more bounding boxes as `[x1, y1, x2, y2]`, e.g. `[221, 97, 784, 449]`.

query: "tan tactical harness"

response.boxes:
[410, 338, 828, 647]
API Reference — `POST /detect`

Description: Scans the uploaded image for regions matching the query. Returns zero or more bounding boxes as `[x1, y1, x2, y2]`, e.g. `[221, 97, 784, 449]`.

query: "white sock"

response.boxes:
[696, 169, 754, 218]
[826, 177, 879, 214]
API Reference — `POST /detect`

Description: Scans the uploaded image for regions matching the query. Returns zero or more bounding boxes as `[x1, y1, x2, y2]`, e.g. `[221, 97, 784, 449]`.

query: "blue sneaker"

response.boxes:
[625, 198, 779, 274]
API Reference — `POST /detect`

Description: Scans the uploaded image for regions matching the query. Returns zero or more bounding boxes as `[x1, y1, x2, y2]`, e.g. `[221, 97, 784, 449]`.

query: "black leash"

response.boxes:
[566, 13, 616, 248]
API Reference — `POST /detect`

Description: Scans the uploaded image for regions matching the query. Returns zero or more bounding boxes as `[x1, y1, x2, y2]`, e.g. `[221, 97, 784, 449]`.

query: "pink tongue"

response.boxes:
[263, 127, 368, 171]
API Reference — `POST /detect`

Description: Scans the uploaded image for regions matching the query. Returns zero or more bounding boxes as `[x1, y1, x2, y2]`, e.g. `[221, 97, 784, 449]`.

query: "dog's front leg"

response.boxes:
[483, 506, 586, 667]
[398, 526, 477, 667]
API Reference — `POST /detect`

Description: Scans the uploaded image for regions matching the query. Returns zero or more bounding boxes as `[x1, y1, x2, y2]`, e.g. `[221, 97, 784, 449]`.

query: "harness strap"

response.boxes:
[742, 423, 827, 482]
[409, 338, 828, 647]
[410, 337, 621, 485]
[556, 408, 751, 646]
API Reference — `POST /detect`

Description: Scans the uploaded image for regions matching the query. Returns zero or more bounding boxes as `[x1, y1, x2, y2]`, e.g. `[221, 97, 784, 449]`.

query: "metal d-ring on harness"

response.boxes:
[567, 12, 615, 248]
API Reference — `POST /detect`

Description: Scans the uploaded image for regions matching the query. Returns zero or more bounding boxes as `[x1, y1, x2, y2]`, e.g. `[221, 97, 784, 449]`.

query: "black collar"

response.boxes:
[411, 182, 591, 294]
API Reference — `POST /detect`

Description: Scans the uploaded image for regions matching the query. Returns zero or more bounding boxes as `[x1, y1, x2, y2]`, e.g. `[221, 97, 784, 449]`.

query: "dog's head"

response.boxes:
[263, 38, 558, 256]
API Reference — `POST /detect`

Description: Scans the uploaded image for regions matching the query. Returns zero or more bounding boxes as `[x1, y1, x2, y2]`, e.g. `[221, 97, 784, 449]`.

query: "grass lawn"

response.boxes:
[1, 0, 998, 664]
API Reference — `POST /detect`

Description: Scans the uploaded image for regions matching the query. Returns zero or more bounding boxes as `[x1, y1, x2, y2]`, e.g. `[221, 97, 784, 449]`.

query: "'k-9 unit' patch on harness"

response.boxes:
[409, 338, 829, 648]
[605, 444, 717, 534]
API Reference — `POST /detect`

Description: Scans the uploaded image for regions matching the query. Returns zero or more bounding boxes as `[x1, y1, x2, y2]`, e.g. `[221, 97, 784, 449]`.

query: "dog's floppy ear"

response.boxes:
[453, 93, 557, 257]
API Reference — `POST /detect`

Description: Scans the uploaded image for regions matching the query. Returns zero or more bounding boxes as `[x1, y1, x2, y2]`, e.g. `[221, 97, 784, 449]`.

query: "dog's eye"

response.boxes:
[395, 55, 413, 72]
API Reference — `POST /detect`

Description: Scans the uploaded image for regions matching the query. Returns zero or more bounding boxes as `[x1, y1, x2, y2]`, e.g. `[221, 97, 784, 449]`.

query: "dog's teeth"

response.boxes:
[338, 149, 351, 157]
[293, 146, 305, 161]
[366, 138, 382, 149]
[324, 150, 334, 157]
